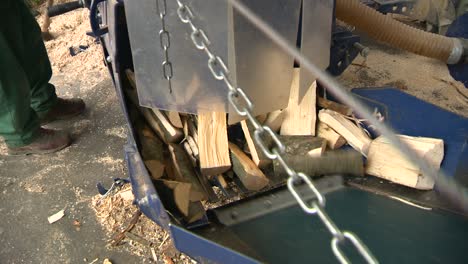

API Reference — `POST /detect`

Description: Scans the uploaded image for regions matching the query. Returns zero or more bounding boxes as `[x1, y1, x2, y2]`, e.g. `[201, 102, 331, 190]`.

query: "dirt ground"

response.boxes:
[0, 3, 467, 264]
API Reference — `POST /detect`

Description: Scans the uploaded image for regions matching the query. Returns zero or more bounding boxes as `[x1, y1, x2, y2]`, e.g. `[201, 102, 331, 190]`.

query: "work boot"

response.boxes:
[40, 97, 86, 125]
[7, 128, 71, 155]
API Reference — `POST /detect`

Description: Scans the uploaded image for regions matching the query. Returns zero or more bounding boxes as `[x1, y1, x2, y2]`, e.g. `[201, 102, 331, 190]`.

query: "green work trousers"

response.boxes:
[0, 0, 57, 147]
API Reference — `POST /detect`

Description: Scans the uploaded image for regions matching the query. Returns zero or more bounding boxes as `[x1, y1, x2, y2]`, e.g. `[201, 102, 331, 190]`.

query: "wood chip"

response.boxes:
[48, 209, 65, 224]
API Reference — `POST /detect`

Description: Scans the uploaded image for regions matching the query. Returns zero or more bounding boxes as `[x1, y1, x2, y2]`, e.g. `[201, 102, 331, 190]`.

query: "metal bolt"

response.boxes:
[106, 56, 112, 63]
[353, 42, 370, 57]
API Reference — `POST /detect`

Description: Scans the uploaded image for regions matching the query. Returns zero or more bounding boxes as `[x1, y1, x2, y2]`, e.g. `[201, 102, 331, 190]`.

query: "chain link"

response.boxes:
[174, 1, 377, 263]
[156, 0, 173, 93]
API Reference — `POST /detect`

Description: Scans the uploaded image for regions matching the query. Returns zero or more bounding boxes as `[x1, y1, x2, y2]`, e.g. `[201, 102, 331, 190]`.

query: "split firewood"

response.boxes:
[281, 69, 316, 136]
[273, 136, 327, 177]
[144, 160, 165, 180]
[156, 180, 206, 223]
[264, 110, 285, 133]
[318, 109, 372, 156]
[256, 114, 268, 124]
[165, 111, 183, 129]
[198, 112, 231, 176]
[316, 121, 347, 150]
[183, 141, 197, 166]
[229, 142, 269, 191]
[135, 122, 165, 180]
[277, 150, 364, 177]
[366, 135, 444, 190]
[150, 109, 184, 143]
[125, 69, 183, 143]
[167, 144, 207, 201]
[216, 175, 228, 189]
[317, 97, 353, 116]
[173, 182, 191, 216]
[241, 120, 271, 168]
[186, 136, 199, 159]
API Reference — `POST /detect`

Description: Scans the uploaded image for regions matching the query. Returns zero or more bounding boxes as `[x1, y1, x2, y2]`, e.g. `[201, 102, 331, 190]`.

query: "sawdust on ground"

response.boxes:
[91, 185, 194, 264]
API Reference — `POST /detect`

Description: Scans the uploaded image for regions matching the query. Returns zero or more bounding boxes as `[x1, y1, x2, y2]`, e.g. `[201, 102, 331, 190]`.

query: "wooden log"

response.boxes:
[316, 121, 347, 150]
[125, 69, 183, 143]
[168, 144, 207, 201]
[182, 142, 197, 167]
[264, 110, 285, 133]
[144, 160, 165, 180]
[366, 135, 444, 190]
[216, 175, 228, 189]
[197, 112, 231, 176]
[278, 150, 364, 177]
[280, 69, 316, 136]
[165, 111, 183, 129]
[150, 109, 184, 143]
[229, 142, 269, 191]
[318, 109, 372, 156]
[273, 136, 327, 177]
[173, 182, 191, 216]
[241, 120, 271, 168]
[186, 136, 199, 159]
[317, 97, 353, 116]
[157, 180, 205, 222]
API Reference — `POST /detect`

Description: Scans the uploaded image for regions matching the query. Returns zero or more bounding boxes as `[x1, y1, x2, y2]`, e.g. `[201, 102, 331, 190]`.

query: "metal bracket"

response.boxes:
[212, 175, 344, 226]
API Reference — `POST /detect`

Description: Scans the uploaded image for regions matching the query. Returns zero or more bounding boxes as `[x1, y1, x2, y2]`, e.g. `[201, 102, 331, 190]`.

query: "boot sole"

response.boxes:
[7, 142, 71, 156]
[40, 107, 86, 125]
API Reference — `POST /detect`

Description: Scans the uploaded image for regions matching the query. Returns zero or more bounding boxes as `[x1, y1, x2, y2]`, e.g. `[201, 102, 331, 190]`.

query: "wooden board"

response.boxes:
[198, 112, 231, 176]
[165, 111, 184, 129]
[316, 121, 347, 150]
[229, 142, 269, 191]
[264, 110, 285, 133]
[280, 69, 316, 136]
[168, 143, 207, 201]
[241, 120, 271, 168]
[317, 97, 353, 116]
[366, 135, 444, 190]
[318, 109, 371, 156]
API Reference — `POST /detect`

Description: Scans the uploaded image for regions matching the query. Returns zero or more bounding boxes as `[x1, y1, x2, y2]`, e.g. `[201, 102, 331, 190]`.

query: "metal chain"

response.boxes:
[156, 0, 173, 93]
[174, 1, 377, 263]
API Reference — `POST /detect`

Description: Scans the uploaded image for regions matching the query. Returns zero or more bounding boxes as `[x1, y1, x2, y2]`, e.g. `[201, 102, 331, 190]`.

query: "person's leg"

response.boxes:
[0, 1, 70, 154]
[15, 0, 58, 116]
[0, 33, 40, 148]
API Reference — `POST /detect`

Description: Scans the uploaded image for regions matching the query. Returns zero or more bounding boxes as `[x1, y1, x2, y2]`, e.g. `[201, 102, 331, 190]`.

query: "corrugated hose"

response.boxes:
[336, 0, 465, 64]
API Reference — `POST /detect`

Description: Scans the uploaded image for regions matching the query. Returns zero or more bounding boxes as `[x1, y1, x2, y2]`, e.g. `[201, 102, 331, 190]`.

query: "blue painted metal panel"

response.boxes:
[170, 224, 259, 264]
[351, 87, 468, 179]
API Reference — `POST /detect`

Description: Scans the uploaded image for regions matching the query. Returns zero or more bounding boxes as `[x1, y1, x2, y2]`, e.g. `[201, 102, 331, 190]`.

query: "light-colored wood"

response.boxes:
[168, 144, 207, 201]
[366, 135, 444, 190]
[316, 121, 347, 150]
[280, 69, 316, 136]
[229, 142, 269, 191]
[256, 114, 268, 124]
[217, 175, 228, 189]
[198, 112, 231, 176]
[241, 120, 271, 168]
[186, 136, 199, 159]
[165, 111, 184, 128]
[182, 142, 197, 166]
[317, 97, 353, 116]
[125, 69, 183, 143]
[151, 109, 184, 143]
[318, 109, 371, 156]
[264, 110, 285, 133]
[173, 182, 191, 216]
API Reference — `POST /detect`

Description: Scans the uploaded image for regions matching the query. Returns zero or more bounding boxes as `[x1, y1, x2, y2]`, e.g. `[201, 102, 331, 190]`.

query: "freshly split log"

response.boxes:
[229, 142, 269, 191]
[316, 121, 347, 150]
[366, 135, 444, 190]
[318, 109, 372, 156]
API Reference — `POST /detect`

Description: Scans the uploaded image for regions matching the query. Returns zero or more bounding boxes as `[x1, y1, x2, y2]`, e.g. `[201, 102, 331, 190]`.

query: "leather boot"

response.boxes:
[39, 97, 86, 125]
[8, 128, 71, 155]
